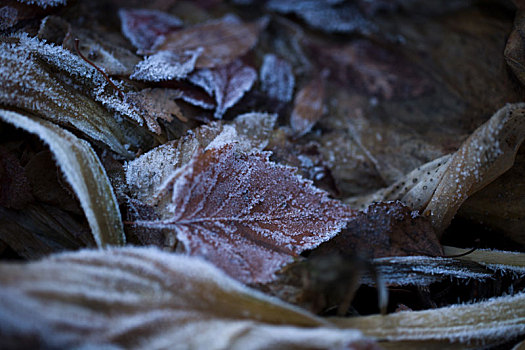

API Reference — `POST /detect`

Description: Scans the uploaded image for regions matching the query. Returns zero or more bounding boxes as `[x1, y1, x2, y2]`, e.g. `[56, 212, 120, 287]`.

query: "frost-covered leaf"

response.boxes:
[443, 246, 525, 273]
[154, 18, 264, 68]
[0, 247, 378, 350]
[0, 34, 151, 157]
[290, 73, 326, 136]
[266, 0, 375, 34]
[119, 8, 183, 53]
[134, 142, 355, 283]
[333, 292, 525, 348]
[260, 54, 295, 103]
[189, 60, 257, 119]
[313, 201, 443, 259]
[346, 104, 525, 234]
[0, 110, 125, 247]
[126, 112, 278, 205]
[130, 49, 201, 81]
[16, 0, 66, 8]
[123, 88, 186, 134]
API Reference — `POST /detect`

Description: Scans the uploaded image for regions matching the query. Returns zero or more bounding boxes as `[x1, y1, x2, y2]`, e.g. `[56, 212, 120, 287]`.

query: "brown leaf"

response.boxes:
[290, 72, 326, 137]
[505, 12, 525, 86]
[313, 201, 443, 259]
[189, 60, 257, 118]
[135, 143, 355, 283]
[130, 49, 201, 81]
[154, 17, 264, 68]
[119, 8, 183, 53]
[123, 88, 187, 134]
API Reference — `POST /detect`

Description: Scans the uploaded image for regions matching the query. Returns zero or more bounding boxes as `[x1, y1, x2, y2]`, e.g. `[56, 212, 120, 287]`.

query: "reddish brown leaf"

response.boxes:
[290, 72, 326, 137]
[189, 60, 257, 118]
[135, 143, 355, 283]
[124, 88, 187, 134]
[119, 8, 183, 53]
[313, 201, 443, 259]
[154, 17, 264, 68]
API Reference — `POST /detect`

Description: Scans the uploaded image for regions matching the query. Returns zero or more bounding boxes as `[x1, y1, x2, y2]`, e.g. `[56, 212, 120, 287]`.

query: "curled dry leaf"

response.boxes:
[132, 142, 355, 283]
[347, 104, 525, 235]
[0, 34, 151, 157]
[126, 112, 277, 205]
[154, 17, 265, 69]
[260, 54, 295, 103]
[0, 247, 378, 350]
[119, 8, 183, 53]
[0, 109, 125, 247]
[312, 201, 443, 259]
[189, 60, 257, 119]
[332, 292, 525, 348]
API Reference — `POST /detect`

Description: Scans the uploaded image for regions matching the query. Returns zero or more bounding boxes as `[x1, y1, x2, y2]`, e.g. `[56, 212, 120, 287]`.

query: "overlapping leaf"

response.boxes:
[132, 141, 355, 283]
[189, 60, 257, 119]
[154, 17, 264, 69]
[260, 54, 295, 103]
[0, 109, 125, 248]
[346, 104, 525, 234]
[290, 73, 326, 136]
[0, 247, 377, 350]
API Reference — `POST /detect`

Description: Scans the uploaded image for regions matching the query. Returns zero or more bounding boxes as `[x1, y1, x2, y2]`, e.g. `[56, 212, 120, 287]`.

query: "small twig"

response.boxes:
[74, 38, 124, 99]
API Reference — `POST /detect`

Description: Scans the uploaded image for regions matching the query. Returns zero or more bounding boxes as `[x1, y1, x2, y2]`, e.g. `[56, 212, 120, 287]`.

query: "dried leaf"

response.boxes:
[119, 8, 183, 53]
[266, 0, 375, 34]
[0, 110, 125, 247]
[155, 17, 264, 68]
[346, 104, 525, 235]
[443, 246, 525, 272]
[134, 142, 355, 283]
[260, 54, 295, 103]
[0, 247, 378, 350]
[16, 0, 65, 8]
[126, 112, 277, 205]
[332, 292, 525, 348]
[313, 201, 443, 259]
[0, 34, 150, 157]
[123, 88, 186, 134]
[189, 60, 257, 118]
[290, 73, 326, 136]
[130, 49, 201, 81]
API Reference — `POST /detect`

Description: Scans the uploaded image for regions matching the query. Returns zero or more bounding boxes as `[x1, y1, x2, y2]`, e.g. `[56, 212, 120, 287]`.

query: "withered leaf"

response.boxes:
[119, 8, 183, 53]
[312, 201, 443, 259]
[290, 73, 326, 136]
[0, 34, 150, 157]
[317, 40, 431, 99]
[154, 17, 264, 68]
[123, 88, 187, 134]
[266, 0, 375, 34]
[0, 247, 377, 350]
[0, 109, 125, 247]
[135, 143, 355, 283]
[347, 103, 525, 235]
[130, 49, 201, 81]
[260, 54, 295, 103]
[189, 60, 257, 119]
[16, 0, 66, 8]
[126, 112, 277, 205]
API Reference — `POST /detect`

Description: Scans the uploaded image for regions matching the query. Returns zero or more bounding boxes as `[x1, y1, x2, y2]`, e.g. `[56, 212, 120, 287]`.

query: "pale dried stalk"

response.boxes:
[443, 246, 525, 270]
[0, 109, 125, 247]
[331, 292, 525, 347]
